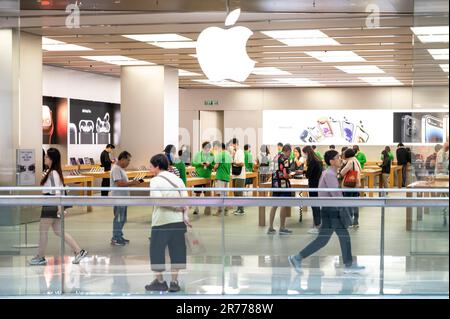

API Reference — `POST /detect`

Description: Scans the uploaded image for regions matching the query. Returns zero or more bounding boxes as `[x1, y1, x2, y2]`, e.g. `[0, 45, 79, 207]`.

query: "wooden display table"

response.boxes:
[63, 165, 79, 171]
[63, 175, 94, 212]
[82, 170, 153, 180]
[257, 179, 309, 226]
[364, 164, 402, 189]
[406, 180, 449, 231]
[361, 168, 382, 197]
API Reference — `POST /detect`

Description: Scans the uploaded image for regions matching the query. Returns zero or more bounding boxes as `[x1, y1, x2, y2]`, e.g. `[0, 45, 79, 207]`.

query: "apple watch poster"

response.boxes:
[69, 99, 120, 145]
[42, 96, 68, 145]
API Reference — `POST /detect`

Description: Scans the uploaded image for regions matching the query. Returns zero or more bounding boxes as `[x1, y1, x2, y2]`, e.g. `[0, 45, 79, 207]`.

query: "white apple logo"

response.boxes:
[196, 9, 256, 82]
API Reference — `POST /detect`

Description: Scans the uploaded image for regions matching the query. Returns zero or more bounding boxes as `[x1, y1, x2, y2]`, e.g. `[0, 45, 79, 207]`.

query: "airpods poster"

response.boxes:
[69, 99, 120, 145]
[263, 110, 393, 145]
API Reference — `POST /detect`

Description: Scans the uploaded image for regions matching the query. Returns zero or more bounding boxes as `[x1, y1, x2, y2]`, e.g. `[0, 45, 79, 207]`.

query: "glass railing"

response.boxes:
[0, 186, 448, 297]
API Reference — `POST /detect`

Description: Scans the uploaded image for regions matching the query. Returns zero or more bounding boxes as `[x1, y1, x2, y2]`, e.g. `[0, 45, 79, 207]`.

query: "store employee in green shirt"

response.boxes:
[312, 145, 323, 161]
[244, 144, 254, 186]
[381, 146, 395, 162]
[353, 145, 367, 169]
[213, 141, 232, 216]
[192, 141, 215, 215]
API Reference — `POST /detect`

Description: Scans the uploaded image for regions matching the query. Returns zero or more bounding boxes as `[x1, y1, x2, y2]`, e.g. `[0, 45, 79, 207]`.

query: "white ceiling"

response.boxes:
[13, 6, 450, 88]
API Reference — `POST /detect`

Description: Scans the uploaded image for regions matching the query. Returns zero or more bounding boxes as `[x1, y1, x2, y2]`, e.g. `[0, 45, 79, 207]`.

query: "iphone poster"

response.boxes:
[393, 112, 449, 144]
[263, 110, 393, 145]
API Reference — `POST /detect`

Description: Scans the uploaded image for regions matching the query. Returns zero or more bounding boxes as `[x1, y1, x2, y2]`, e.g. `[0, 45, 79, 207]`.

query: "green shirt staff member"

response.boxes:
[163, 144, 187, 185]
[380, 146, 395, 162]
[192, 141, 214, 215]
[213, 142, 232, 216]
[353, 145, 367, 169]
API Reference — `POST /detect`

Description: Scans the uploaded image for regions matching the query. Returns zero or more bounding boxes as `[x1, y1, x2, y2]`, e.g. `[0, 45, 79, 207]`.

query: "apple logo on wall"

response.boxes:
[196, 9, 256, 82]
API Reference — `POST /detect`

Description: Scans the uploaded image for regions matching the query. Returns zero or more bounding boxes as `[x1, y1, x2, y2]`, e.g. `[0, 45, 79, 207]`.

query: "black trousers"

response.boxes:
[150, 222, 187, 272]
[309, 191, 321, 227]
[101, 178, 110, 196]
[343, 191, 360, 224]
[299, 207, 353, 266]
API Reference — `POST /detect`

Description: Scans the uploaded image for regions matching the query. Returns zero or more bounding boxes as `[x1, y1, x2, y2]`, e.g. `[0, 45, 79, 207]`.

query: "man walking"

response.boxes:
[100, 144, 115, 196]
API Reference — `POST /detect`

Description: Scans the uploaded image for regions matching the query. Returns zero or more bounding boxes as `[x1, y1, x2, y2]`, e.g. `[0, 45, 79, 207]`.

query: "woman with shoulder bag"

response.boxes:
[338, 148, 362, 228]
[29, 148, 87, 266]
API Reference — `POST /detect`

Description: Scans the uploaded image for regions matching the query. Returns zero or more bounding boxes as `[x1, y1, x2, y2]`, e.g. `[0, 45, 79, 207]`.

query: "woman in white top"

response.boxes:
[145, 154, 191, 293]
[29, 148, 87, 266]
[338, 148, 362, 228]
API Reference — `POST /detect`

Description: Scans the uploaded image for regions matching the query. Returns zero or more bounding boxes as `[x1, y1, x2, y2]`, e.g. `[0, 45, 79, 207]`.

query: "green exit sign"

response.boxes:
[204, 99, 219, 106]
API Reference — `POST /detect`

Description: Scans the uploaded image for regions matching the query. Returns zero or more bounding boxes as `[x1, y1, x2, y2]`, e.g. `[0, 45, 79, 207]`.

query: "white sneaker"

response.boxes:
[307, 228, 319, 234]
[343, 264, 365, 273]
[72, 249, 88, 264]
[29, 256, 47, 266]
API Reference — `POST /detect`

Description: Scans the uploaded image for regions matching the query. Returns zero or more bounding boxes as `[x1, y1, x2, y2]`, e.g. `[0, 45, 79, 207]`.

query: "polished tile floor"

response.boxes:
[0, 204, 448, 296]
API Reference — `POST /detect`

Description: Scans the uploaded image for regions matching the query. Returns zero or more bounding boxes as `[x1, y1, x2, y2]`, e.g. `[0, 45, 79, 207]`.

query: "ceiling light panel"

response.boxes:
[178, 69, 201, 76]
[335, 65, 384, 74]
[275, 78, 324, 86]
[81, 55, 153, 66]
[42, 37, 92, 51]
[261, 30, 340, 46]
[122, 34, 192, 42]
[251, 67, 292, 75]
[428, 49, 449, 60]
[359, 77, 403, 85]
[305, 51, 366, 62]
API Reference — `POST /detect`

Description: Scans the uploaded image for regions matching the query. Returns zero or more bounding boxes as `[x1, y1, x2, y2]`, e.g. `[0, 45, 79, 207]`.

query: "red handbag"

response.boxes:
[343, 162, 358, 188]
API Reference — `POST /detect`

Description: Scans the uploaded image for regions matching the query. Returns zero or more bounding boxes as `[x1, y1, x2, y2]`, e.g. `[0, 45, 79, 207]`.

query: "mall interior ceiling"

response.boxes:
[1, 0, 448, 88]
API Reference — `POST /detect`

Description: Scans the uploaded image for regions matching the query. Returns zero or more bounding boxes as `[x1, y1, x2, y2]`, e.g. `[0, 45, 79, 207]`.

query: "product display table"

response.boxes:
[257, 179, 309, 227]
[63, 175, 94, 212]
[406, 180, 449, 231]
[82, 170, 153, 180]
[364, 164, 402, 188]
[361, 168, 382, 197]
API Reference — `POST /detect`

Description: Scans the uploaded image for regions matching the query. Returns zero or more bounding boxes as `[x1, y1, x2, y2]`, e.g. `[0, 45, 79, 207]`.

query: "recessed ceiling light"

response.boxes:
[178, 69, 201, 76]
[42, 37, 92, 51]
[80, 55, 153, 66]
[261, 30, 340, 46]
[440, 64, 449, 72]
[305, 51, 366, 62]
[275, 78, 324, 86]
[122, 34, 192, 42]
[151, 41, 197, 49]
[411, 26, 449, 43]
[335, 65, 384, 74]
[193, 79, 249, 87]
[251, 67, 292, 75]
[428, 49, 449, 60]
[359, 77, 403, 86]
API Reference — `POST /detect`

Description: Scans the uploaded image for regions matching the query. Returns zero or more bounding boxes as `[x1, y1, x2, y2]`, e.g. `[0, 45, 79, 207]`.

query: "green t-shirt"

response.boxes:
[215, 151, 232, 182]
[173, 159, 186, 185]
[192, 151, 215, 178]
[244, 151, 253, 172]
[380, 152, 395, 161]
[315, 151, 323, 161]
[356, 151, 367, 169]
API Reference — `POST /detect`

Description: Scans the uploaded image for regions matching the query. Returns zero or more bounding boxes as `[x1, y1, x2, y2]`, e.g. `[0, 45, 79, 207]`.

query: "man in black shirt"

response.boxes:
[396, 143, 410, 187]
[100, 144, 115, 196]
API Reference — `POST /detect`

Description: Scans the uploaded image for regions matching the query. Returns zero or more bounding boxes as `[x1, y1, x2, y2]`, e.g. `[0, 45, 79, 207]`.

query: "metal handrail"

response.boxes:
[0, 186, 449, 193]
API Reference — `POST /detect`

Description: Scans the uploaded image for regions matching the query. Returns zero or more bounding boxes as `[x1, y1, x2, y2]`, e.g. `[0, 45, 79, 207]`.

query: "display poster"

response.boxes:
[393, 112, 449, 144]
[263, 110, 393, 145]
[16, 149, 35, 186]
[69, 99, 120, 145]
[42, 96, 68, 145]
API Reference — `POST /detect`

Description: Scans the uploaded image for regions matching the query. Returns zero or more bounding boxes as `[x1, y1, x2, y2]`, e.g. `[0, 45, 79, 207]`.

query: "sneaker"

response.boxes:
[29, 256, 47, 266]
[111, 239, 126, 246]
[279, 228, 293, 235]
[267, 228, 276, 235]
[193, 208, 199, 215]
[343, 264, 366, 274]
[288, 255, 302, 274]
[120, 237, 130, 244]
[145, 279, 169, 292]
[72, 249, 88, 264]
[352, 223, 359, 229]
[233, 210, 245, 216]
[169, 280, 181, 293]
[307, 228, 319, 234]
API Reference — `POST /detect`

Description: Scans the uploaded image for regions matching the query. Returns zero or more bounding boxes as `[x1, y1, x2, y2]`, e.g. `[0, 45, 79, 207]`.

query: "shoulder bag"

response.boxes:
[343, 162, 358, 188]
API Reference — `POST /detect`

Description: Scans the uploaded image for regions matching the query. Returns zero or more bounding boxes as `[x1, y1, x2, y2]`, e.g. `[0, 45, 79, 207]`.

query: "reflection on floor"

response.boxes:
[0, 205, 448, 296]
[0, 255, 448, 296]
